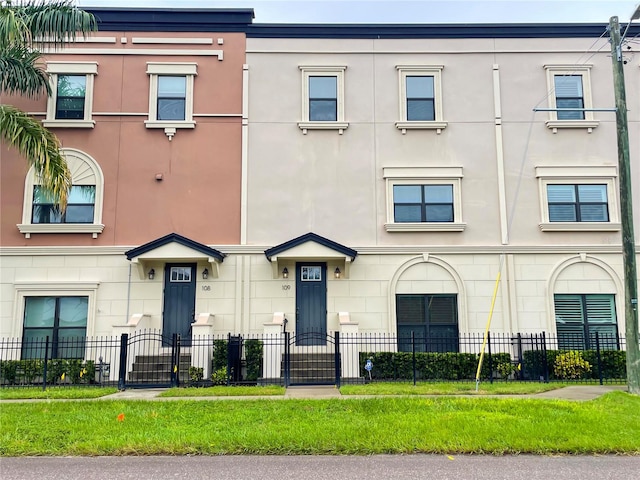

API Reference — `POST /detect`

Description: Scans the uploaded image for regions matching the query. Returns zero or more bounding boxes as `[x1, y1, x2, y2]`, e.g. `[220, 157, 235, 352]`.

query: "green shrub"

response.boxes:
[212, 339, 228, 371]
[189, 366, 204, 383]
[244, 339, 263, 382]
[211, 367, 228, 385]
[497, 361, 517, 379]
[0, 360, 19, 384]
[553, 351, 592, 380]
[523, 349, 626, 380]
[359, 351, 511, 381]
[46, 359, 66, 384]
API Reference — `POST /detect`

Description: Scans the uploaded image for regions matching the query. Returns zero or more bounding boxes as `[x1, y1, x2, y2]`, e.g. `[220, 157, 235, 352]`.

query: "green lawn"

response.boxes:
[159, 386, 285, 397]
[0, 387, 117, 400]
[339, 382, 575, 395]
[1, 392, 638, 455]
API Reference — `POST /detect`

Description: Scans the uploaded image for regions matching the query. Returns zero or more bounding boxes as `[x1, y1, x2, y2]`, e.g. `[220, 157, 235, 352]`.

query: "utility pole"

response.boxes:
[609, 15, 640, 395]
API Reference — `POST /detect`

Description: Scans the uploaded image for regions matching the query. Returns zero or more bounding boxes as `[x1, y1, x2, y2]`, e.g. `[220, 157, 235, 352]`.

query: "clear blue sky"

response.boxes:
[79, 0, 640, 24]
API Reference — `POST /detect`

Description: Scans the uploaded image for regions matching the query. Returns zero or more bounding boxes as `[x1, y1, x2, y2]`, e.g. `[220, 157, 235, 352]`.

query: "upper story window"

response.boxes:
[544, 65, 598, 133]
[43, 62, 97, 128]
[157, 76, 187, 121]
[554, 75, 584, 120]
[535, 166, 619, 232]
[393, 185, 454, 223]
[18, 148, 105, 238]
[298, 65, 348, 134]
[547, 184, 609, 222]
[396, 65, 447, 134]
[383, 167, 465, 232]
[145, 62, 197, 139]
[309, 76, 337, 121]
[32, 186, 96, 224]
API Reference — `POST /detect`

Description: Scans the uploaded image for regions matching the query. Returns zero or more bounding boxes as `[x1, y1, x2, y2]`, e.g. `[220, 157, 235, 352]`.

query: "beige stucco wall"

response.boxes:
[1, 249, 631, 339]
[245, 36, 639, 247]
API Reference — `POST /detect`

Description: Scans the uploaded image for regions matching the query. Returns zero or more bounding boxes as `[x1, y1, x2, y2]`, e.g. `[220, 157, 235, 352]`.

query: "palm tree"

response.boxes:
[0, 0, 95, 208]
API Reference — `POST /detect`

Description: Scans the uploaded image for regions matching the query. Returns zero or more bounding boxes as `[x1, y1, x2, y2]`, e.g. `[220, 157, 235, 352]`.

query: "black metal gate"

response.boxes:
[118, 331, 185, 389]
[284, 331, 340, 387]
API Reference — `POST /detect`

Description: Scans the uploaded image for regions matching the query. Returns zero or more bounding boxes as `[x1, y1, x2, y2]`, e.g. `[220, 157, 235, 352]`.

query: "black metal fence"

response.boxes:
[0, 331, 629, 389]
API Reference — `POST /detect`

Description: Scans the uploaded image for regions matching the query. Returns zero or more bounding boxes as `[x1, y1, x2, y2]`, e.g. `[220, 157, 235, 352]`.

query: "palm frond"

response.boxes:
[17, 1, 97, 48]
[0, 103, 70, 208]
[0, 43, 49, 97]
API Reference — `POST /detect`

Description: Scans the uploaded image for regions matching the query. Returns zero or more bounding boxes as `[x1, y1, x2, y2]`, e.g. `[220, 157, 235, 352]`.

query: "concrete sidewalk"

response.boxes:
[0, 384, 628, 403]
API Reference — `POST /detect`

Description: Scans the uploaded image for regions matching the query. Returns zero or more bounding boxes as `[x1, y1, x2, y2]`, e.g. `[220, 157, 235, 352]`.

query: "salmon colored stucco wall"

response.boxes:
[0, 32, 245, 247]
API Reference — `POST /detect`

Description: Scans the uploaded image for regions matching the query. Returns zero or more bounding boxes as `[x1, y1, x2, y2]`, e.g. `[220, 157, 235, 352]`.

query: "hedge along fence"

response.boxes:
[211, 338, 263, 383]
[0, 359, 96, 386]
[523, 349, 626, 381]
[359, 352, 512, 381]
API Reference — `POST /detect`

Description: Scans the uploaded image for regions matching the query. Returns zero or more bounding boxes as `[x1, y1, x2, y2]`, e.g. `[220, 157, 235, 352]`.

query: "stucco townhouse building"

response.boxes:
[1, 7, 638, 384]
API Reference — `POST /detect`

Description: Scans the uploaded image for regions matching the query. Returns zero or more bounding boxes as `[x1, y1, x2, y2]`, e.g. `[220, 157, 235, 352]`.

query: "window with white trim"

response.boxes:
[145, 62, 197, 139]
[298, 66, 348, 134]
[535, 166, 619, 232]
[43, 62, 97, 128]
[14, 281, 99, 359]
[544, 65, 598, 133]
[22, 296, 88, 360]
[383, 167, 465, 232]
[396, 294, 458, 353]
[396, 65, 447, 134]
[554, 294, 619, 350]
[18, 148, 105, 238]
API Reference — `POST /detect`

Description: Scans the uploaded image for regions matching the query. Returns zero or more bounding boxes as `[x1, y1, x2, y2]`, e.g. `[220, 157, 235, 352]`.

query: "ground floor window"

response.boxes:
[396, 294, 458, 352]
[22, 296, 88, 359]
[554, 294, 619, 350]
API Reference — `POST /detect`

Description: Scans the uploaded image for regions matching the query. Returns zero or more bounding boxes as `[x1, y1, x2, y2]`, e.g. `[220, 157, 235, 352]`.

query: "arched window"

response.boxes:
[18, 148, 104, 238]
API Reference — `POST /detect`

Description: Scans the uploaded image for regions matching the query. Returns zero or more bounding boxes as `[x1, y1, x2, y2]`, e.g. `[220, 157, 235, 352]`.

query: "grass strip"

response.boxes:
[1, 392, 638, 456]
[339, 382, 576, 395]
[159, 386, 285, 397]
[0, 387, 117, 400]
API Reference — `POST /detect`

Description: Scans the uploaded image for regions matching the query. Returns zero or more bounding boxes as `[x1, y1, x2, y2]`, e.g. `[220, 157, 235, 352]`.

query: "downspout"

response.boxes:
[125, 263, 132, 325]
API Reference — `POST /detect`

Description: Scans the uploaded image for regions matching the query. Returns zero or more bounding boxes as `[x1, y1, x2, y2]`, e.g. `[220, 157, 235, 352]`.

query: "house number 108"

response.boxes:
[202, 285, 211, 291]
[282, 284, 291, 290]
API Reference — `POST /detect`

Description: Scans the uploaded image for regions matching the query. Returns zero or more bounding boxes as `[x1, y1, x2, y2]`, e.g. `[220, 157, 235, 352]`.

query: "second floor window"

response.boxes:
[32, 185, 96, 224]
[393, 184, 454, 223]
[547, 184, 608, 222]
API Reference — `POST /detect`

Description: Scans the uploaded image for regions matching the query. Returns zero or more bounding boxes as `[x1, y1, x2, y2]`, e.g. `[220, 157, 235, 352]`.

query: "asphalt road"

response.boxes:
[1, 455, 639, 480]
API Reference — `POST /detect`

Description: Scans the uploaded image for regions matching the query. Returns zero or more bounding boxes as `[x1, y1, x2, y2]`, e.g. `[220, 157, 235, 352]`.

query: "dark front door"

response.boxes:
[295, 263, 327, 345]
[162, 263, 196, 346]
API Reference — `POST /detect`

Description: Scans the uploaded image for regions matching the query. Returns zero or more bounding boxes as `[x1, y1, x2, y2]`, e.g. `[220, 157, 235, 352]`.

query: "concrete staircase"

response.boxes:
[128, 353, 191, 384]
[286, 353, 336, 385]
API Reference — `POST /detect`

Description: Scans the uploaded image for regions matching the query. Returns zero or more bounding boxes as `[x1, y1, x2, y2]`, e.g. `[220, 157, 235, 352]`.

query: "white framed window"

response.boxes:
[170, 267, 192, 282]
[43, 62, 97, 128]
[396, 65, 447, 134]
[13, 281, 99, 343]
[535, 166, 620, 231]
[18, 148, 105, 238]
[383, 167, 465, 232]
[554, 294, 620, 350]
[145, 62, 197, 139]
[298, 66, 348, 134]
[301, 266, 322, 281]
[544, 65, 598, 133]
